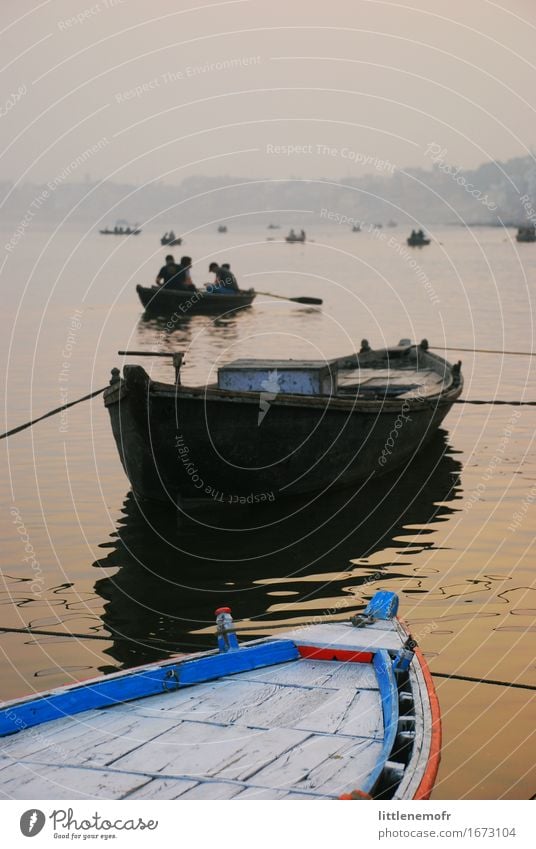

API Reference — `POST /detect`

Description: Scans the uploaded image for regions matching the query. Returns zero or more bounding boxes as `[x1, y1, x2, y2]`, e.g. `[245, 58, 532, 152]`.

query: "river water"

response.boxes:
[1, 223, 535, 799]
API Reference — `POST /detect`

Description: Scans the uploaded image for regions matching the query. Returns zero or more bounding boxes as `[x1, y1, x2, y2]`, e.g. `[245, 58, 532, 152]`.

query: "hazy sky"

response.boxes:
[2, 0, 536, 186]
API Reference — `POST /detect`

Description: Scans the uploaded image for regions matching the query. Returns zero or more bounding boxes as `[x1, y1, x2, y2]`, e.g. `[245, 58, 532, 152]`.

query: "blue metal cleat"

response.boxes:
[393, 637, 418, 673]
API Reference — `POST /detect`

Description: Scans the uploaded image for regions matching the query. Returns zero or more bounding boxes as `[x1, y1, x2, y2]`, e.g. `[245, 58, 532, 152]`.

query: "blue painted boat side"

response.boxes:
[361, 649, 399, 794]
[0, 640, 299, 739]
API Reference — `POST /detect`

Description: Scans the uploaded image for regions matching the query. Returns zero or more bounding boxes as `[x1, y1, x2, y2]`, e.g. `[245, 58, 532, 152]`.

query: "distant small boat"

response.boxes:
[267, 223, 280, 229]
[407, 230, 430, 247]
[516, 226, 536, 243]
[0, 590, 441, 800]
[100, 225, 141, 236]
[352, 224, 361, 232]
[136, 284, 256, 315]
[286, 229, 306, 243]
[160, 232, 182, 246]
[387, 220, 397, 228]
[218, 225, 228, 233]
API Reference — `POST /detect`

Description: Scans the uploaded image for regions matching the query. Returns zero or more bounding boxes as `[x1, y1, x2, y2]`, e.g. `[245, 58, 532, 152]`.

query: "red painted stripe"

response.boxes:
[297, 645, 373, 663]
[340, 790, 372, 800]
[413, 647, 442, 800]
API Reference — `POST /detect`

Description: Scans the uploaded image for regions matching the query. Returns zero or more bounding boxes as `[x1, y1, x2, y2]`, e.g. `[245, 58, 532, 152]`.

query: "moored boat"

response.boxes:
[104, 338, 462, 506]
[136, 284, 256, 316]
[0, 591, 440, 800]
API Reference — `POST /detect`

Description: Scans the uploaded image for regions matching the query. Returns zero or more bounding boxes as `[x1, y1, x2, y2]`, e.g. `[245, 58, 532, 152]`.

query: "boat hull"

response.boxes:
[104, 361, 462, 505]
[136, 284, 256, 316]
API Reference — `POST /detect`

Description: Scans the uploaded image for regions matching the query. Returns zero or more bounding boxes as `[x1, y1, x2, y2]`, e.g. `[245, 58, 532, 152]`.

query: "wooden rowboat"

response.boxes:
[136, 284, 256, 316]
[0, 591, 440, 800]
[104, 338, 462, 506]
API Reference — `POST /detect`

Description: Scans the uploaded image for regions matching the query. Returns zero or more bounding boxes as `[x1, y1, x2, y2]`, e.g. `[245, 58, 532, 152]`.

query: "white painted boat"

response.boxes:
[0, 592, 440, 800]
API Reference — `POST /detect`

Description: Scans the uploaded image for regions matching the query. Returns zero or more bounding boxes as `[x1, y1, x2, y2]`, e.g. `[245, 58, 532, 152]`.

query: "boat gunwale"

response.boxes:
[136, 284, 256, 304]
[104, 345, 463, 413]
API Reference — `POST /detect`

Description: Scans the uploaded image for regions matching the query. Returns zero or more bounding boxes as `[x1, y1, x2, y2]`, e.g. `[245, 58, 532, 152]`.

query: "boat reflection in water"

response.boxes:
[93, 431, 462, 671]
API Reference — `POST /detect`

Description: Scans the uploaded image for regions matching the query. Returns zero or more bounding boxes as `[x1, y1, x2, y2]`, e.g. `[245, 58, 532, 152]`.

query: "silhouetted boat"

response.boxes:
[160, 233, 182, 246]
[352, 224, 361, 232]
[286, 229, 306, 243]
[136, 284, 256, 315]
[100, 224, 141, 236]
[104, 338, 462, 506]
[0, 590, 441, 800]
[218, 225, 228, 233]
[407, 230, 430, 247]
[516, 226, 536, 243]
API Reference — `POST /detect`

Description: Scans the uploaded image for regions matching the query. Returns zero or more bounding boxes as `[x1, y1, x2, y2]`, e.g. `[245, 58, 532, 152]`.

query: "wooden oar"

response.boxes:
[255, 291, 323, 305]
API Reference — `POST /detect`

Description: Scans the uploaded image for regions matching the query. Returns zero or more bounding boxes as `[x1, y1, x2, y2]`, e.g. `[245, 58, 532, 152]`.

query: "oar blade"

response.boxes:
[290, 296, 323, 305]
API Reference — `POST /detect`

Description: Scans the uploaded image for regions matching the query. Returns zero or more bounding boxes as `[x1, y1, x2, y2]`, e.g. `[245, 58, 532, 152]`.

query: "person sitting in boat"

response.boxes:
[155, 254, 184, 289]
[208, 262, 239, 293]
[179, 256, 196, 290]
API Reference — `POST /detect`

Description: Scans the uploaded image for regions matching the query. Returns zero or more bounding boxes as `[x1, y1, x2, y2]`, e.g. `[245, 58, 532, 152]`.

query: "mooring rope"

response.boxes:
[431, 346, 536, 357]
[0, 387, 107, 440]
[455, 399, 536, 406]
[432, 671, 536, 691]
[0, 624, 181, 650]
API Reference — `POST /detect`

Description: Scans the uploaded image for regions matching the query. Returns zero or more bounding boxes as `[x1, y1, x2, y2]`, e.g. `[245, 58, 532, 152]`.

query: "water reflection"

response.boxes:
[92, 431, 462, 670]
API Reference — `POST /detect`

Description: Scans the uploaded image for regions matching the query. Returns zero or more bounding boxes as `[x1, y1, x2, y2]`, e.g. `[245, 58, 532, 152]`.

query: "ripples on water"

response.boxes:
[1, 227, 535, 798]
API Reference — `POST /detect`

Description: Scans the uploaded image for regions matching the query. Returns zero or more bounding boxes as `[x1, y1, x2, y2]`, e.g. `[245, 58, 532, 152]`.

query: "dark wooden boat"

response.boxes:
[218, 225, 228, 233]
[160, 234, 182, 245]
[0, 591, 440, 800]
[104, 338, 462, 505]
[516, 226, 536, 243]
[407, 231, 430, 247]
[136, 284, 256, 315]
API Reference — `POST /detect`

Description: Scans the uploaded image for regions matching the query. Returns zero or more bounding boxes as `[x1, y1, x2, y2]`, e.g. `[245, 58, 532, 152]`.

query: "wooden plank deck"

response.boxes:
[0, 658, 385, 800]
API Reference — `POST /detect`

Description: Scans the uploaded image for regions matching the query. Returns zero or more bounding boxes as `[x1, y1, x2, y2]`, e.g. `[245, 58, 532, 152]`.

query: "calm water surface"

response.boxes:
[1, 224, 535, 799]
